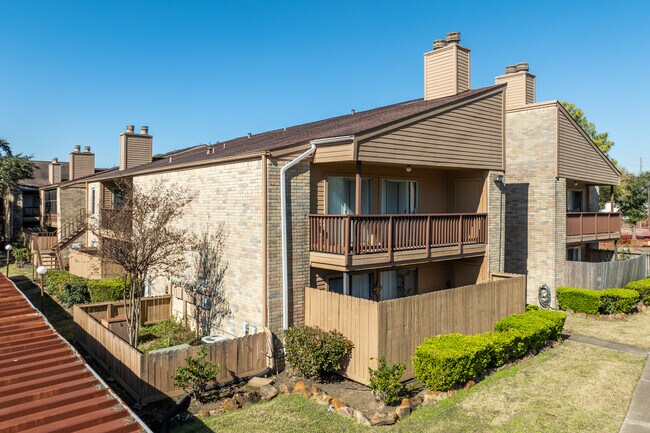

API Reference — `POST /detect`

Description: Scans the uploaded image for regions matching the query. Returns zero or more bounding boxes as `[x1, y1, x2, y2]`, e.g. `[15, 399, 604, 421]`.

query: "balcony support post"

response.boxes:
[388, 216, 393, 262]
[344, 215, 351, 266]
[580, 213, 583, 242]
[458, 214, 463, 254]
[610, 185, 615, 213]
[426, 215, 431, 258]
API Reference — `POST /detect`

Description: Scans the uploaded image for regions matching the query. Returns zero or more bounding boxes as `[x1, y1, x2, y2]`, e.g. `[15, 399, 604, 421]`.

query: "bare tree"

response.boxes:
[174, 227, 230, 337]
[91, 178, 195, 347]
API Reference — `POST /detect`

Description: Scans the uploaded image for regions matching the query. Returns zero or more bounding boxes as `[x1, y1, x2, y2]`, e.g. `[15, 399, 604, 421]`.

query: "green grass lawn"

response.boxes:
[564, 308, 650, 349]
[137, 319, 200, 353]
[175, 341, 644, 433]
[3, 264, 75, 340]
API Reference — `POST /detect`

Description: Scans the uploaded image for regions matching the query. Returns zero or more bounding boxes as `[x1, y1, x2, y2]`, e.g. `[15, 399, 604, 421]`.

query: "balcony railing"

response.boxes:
[566, 212, 621, 241]
[22, 207, 40, 218]
[310, 213, 487, 257]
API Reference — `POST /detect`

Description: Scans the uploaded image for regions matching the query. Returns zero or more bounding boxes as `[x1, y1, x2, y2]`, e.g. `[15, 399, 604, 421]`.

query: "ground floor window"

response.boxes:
[328, 268, 418, 301]
[567, 246, 582, 261]
[329, 273, 374, 300]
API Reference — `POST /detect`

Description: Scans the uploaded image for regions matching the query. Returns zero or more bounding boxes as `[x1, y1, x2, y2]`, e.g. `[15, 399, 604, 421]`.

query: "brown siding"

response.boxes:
[69, 153, 94, 180]
[424, 46, 456, 100]
[456, 48, 470, 93]
[526, 76, 535, 105]
[557, 107, 619, 185]
[120, 134, 152, 170]
[313, 142, 354, 163]
[495, 72, 529, 111]
[358, 91, 503, 170]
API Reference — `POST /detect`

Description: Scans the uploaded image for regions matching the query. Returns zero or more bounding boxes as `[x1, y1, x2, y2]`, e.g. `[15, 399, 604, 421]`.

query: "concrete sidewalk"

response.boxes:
[621, 357, 650, 432]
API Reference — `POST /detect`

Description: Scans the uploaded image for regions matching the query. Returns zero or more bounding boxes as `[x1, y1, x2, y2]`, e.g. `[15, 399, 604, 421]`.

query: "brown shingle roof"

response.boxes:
[17, 161, 70, 188]
[88, 84, 504, 181]
[0, 273, 147, 433]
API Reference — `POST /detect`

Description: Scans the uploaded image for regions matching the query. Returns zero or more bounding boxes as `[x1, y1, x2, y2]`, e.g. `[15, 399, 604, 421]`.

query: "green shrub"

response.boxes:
[88, 277, 125, 303]
[174, 346, 220, 404]
[493, 313, 552, 351]
[556, 287, 601, 314]
[44, 270, 86, 301]
[626, 278, 650, 306]
[525, 304, 540, 312]
[60, 280, 90, 307]
[284, 326, 353, 379]
[526, 309, 567, 340]
[368, 357, 406, 405]
[412, 333, 492, 391]
[12, 247, 30, 266]
[599, 288, 639, 314]
[484, 330, 527, 367]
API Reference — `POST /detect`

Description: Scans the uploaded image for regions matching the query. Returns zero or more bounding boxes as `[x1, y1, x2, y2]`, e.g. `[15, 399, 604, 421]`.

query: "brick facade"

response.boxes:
[266, 158, 311, 332]
[487, 170, 506, 274]
[504, 106, 565, 306]
[133, 158, 264, 337]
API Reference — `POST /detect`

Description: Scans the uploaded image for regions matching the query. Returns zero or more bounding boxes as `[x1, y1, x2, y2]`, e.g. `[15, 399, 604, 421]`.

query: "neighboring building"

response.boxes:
[3, 159, 69, 241]
[498, 64, 622, 304]
[70, 32, 507, 338]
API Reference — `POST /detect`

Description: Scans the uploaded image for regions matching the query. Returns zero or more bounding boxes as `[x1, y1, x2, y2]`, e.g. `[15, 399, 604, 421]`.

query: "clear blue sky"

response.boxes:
[1, 0, 648, 172]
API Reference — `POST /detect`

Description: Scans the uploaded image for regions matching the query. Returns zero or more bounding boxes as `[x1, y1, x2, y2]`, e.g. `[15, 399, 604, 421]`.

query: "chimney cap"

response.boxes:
[446, 32, 461, 44]
[140, 126, 149, 135]
[126, 125, 135, 133]
[83, 146, 91, 153]
[515, 62, 529, 72]
[433, 39, 446, 50]
[73, 144, 81, 152]
[51, 157, 59, 164]
[505, 65, 517, 74]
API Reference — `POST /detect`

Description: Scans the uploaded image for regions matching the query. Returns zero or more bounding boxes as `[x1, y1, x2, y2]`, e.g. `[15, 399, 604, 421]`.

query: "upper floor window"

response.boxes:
[327, 176, 372, 214]
[381, 179, 418, 214]
[112, 188, 125, 209]
[567, 190, 583, 212]
[44, 190, 57, 213]
[90, 188, 96, 215]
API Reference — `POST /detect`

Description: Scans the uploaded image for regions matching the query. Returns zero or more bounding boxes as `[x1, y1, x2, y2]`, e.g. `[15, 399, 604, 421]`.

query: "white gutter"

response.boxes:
[280, 135, 354, 329]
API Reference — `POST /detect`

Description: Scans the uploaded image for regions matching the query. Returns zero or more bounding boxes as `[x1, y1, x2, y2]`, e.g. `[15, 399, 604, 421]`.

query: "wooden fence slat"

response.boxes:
[566, 254, 648, 290]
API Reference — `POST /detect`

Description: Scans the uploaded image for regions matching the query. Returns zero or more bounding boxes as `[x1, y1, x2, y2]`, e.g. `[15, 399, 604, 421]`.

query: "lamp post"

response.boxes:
[4, 244, 12, 277]
[36, 265, 47, 314]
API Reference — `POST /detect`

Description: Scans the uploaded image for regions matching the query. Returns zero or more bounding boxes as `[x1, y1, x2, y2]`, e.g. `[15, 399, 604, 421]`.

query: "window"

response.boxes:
[327, 176, 372, 214]
[379, 268, 418, 300]
[381, 179, 418, 214]
[567, 190, 583, 212]
[44, 190, 57, 213]
[23, 194, 40, 217]
[567, 247, 582, 261]
[112, 188, 124, 209]
[90, 188, 96, 215]
[328, 273, 374, 300]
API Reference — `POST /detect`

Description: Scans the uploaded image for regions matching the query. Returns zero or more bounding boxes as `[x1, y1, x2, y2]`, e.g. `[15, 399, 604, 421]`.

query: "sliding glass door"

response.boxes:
[328, 177, 372, 214]
[381, 179, 418, 214]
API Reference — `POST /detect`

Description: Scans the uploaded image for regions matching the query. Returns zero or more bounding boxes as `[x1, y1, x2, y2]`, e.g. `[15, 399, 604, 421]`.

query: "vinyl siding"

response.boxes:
[496, 73, 528, 111]
[69, 154, 94, 180]
[424, 46, 456, 100]
[525, 76, 535, 105]
[456, 48, 470, 93]
[313, 142, 354, 163]
[557, 107, 619, 185]
[120, 134, 152, 170]
[357, 91, 503, 170]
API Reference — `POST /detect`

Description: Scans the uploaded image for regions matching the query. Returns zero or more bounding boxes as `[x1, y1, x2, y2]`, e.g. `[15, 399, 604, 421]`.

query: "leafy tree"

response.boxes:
[561, 102, 615, 155]
[0, 139, 35, 240]
[615, 169, 650, 225]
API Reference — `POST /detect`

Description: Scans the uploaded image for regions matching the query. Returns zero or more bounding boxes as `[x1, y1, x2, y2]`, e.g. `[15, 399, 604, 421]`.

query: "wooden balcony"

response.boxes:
[566, 212, 621, 243]
[309, 213, 487, 271]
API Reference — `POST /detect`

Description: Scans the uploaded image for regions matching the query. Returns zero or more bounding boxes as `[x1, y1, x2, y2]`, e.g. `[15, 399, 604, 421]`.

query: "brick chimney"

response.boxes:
[48, 157, 62, 184]
[424, 32, 471, 100]
[495, 63, 536, 110]
[68, 145, 95, 180]
[119, 125, 152, 171]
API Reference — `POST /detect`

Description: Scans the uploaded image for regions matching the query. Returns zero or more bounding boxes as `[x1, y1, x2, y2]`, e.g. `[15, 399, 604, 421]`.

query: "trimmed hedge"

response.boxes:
[284, 326, 353, 379]
[412, 334, 492, 391]
[557, 286, 640, 315]
[88, 277, 125, 303]
[556, 287, 601, 315]
[44, 270, 86, 300]
[626, 278, 650, 306]
[599, 288, 639, 315]
[413, 309, 567, 391]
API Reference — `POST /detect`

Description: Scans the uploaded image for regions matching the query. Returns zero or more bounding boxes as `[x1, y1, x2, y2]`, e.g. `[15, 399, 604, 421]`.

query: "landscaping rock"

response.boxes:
[338, 407, 355, 420]
[395, 405, 411, 420]
[330, 397, 346, 411]
[353, 410, 372, 426]
[248, 376, 274, 388]
[293, 381, 312, 398]
[401, 396, 421, 410]
[197, 409, 208, 418]
[259, 385, 279, 401]
[370, 411, 398, 426]
[221, 398, 240, 411]
[314, 393, 332, 406]
[233, 391, 260, 406]
[310, 384, 320, 397]
[279, 383, 293, 394]
[420, 390, 439, 405]
[464, 380, 476, 390]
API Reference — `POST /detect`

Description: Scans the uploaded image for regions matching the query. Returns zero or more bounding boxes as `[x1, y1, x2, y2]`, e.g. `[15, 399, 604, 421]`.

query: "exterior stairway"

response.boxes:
[33, 210, 87, 270]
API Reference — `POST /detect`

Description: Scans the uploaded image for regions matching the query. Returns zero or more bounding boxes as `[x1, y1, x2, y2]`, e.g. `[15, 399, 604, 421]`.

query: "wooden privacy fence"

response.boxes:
[566, 254, 648, 290]
[305, 273, 526, 385]
[74, 296, 272, 404]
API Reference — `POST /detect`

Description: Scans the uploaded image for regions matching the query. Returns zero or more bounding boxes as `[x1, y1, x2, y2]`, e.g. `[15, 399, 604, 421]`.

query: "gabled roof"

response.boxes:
[83, 84, 504, 182]
[17, 160, 69, 189]
[0, 273, 148, 432]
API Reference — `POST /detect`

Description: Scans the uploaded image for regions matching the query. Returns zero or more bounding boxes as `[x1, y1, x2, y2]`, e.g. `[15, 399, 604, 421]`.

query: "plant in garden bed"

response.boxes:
[12, 246, 29, 267]
[368, 357, 406, 405]
[557, 286, 640, 315]
[284, 326, 353, 380]
[174, 346, 221, 404]
[137, 319, 200, 353]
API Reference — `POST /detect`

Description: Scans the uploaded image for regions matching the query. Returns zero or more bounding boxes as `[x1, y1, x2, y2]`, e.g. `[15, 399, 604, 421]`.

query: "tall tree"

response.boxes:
[561, 102, 615, 155]
[0, 139, 35, 240]
[614, 169, 650, 225]
[91, 179, 195, 347]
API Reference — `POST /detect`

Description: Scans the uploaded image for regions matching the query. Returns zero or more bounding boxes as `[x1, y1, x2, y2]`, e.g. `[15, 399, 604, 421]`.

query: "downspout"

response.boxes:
[280, 135, 354, 329]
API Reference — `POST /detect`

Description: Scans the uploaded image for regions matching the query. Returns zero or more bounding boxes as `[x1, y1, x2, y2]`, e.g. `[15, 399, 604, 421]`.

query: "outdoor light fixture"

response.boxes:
[405, 165, 412, 173]
[494, 174, 505, 184]
[4, 244, 12, 277]
[36, 265, 47, 314]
